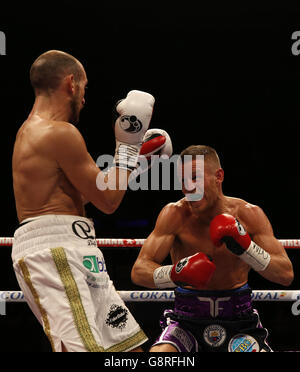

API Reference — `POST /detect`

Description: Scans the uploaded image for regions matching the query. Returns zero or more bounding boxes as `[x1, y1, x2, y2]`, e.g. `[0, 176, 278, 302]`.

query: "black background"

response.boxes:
[0, 1, 300, 352]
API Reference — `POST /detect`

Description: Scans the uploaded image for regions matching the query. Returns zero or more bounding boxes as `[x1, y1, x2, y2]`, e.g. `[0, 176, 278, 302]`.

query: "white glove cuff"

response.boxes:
[114, 142, 140, 171]
[153, 265, 176, 289]
[240, 241, 271, 272]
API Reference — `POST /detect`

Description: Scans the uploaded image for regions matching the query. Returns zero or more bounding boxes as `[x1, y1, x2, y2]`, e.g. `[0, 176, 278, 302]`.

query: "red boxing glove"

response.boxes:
[210, 213, 270, 271]
[209, 214, 251, 254]
[140, 128, 172, 158]
[130, 128, 173, 181]
[170, 252, 216, 289]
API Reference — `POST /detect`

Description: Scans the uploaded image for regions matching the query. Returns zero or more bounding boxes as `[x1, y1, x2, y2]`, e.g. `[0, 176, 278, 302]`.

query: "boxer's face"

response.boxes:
[181, 159, 222, 214]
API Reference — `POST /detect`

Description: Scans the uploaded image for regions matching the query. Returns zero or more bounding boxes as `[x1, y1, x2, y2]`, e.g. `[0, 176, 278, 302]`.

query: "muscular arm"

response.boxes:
[238, 204, 294, 286]
[131, 203, 181, 288]
[52, 122, 130, 214]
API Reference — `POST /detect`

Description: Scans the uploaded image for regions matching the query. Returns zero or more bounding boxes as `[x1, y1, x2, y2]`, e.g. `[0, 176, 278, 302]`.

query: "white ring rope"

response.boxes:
[1, 290, 300, 303]
[0, 237, 300, 249]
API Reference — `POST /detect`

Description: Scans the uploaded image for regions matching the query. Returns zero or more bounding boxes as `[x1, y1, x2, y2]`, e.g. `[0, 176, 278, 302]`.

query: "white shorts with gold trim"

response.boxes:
[12, 214, 148, 352]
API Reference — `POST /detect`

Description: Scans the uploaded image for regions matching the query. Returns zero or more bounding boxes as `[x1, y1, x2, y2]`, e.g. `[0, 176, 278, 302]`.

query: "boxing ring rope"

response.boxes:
[1, 237, 300, 303]
[1, 290, 300, 303]
[1, 237, 300, 249]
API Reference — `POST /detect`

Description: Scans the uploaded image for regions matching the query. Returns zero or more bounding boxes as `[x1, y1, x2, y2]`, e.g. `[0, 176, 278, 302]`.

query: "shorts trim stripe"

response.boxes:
[106, 329, 147, 352]
[18, 258, 55, 351]
[51, 247, 104, 352]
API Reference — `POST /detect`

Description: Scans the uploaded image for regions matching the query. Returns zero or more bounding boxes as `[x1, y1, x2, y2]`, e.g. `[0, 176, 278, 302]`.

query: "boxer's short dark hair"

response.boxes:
[30, 50, 84, 94]
[180, 145, 221, 169]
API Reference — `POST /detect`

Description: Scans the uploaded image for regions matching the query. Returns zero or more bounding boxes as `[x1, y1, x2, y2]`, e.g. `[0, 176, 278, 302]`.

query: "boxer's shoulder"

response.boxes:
[163, 198, 190, 216]
[225, 196, 265, 232]
[236, 200, 262, 221]
[225, 196, 259, 216]
[44, 120, 85, 150]
[17, 118, 78, 143]
[48, 120, 79, 137]
[17, 119, 85, 161]
[158, 199, 191, 230]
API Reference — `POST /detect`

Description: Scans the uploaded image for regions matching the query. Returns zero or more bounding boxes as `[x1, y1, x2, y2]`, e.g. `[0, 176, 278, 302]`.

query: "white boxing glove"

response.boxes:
[130, 128, 173, 180]
[114, 90, 155, 171]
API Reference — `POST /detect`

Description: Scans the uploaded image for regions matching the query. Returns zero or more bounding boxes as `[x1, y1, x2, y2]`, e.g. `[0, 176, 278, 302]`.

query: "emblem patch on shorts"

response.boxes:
[106, 304, 128, 330]
[228, 334, 260, 352]
[203, 324, 226, 347]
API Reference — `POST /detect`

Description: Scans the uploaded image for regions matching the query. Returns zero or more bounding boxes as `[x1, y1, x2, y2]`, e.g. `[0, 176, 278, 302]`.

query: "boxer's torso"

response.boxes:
[13, 115, 85, 222]
[170, 197, 251, 290]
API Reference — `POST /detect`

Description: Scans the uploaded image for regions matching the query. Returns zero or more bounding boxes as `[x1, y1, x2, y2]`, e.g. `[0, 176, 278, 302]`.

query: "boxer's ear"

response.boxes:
[64, 74, 75, 94]
[215, 168, 224, 184]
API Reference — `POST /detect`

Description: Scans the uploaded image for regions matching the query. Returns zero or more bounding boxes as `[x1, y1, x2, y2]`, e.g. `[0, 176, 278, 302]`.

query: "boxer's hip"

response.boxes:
[174, 284, 253, 320]
[12, 214, 97, 260]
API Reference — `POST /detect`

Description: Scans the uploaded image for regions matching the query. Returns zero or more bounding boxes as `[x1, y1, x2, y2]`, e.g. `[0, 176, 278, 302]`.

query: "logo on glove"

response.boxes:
[235, 219, 247, 236]
[119, 115, 142, 133]
[175, 257, 189, 274]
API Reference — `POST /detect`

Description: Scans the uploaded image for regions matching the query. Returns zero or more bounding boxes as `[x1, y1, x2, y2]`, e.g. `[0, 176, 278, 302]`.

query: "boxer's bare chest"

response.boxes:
[171, 217, 215, 262]
[170, 211, 249, 290]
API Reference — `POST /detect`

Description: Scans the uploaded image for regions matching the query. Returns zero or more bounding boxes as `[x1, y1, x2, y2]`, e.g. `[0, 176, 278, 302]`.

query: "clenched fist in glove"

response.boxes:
[210, 213, 270, 272]
[153, 252, 216, 289]
[114, 90, 155, 171]
[129, 128, 173, 180]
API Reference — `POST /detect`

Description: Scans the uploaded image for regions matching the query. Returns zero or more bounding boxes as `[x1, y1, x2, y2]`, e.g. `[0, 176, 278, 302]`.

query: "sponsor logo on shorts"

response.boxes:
[203, 324, 226, 348]
[83, 256, 107, 273]
[72, 220, 96, 246]
[85, 273, 109, 289]
[228, 334, 260, 352]
[106, 304, 128, 330]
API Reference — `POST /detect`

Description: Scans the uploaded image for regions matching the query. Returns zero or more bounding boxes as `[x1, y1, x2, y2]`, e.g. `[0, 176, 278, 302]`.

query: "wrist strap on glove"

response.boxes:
[114, 143, 140, 171]
[153, 265, 176, 289]
[241, 240, 271, 271]
[223, 237, 270, 271]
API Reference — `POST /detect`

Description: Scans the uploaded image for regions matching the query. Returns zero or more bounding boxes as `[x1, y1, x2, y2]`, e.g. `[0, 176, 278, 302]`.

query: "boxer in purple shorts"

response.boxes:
[153, 285, 270, 352]
[131, 145, 293, 352]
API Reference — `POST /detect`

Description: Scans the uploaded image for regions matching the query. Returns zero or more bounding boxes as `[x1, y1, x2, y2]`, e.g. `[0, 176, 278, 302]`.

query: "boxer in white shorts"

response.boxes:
[12, 215, 145, 352]
[12, 50, 170, 351]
